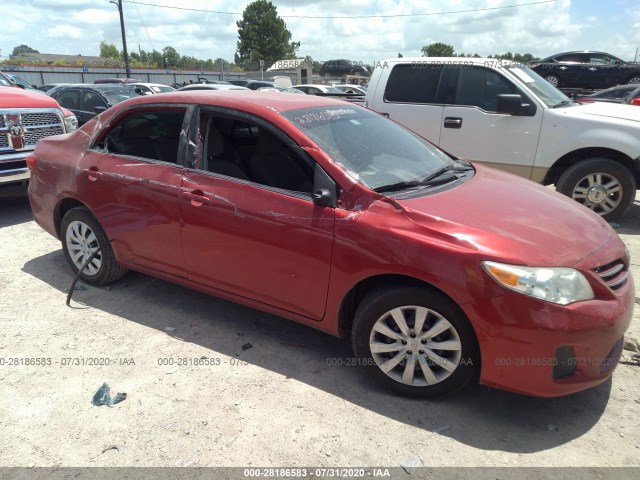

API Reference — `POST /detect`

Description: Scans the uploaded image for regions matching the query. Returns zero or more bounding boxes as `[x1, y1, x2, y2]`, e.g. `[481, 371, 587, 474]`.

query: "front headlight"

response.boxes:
[64, 114, 78, 132]
[482, 261, 594, 305]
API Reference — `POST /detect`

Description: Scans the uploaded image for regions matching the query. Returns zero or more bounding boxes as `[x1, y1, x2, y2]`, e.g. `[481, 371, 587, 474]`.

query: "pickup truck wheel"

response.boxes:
[556, 158, 636, 220]
[352, 286, 479, 397]
[544, 74, 560, 88]
[61, 207, 128, 285]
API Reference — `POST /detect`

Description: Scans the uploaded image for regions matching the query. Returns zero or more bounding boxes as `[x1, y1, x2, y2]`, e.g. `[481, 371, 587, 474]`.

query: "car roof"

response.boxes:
[540, 51, 624, 61]
[108, 90, 349, 115]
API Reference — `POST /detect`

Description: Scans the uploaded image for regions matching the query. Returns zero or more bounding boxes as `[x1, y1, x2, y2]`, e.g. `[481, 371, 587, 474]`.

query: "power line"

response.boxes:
[132, 0, 155, 51]
[123, 0, 558, 19]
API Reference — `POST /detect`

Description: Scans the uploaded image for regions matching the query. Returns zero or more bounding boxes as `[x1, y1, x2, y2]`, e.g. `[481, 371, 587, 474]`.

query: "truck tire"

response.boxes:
[556, 158, 636, 220]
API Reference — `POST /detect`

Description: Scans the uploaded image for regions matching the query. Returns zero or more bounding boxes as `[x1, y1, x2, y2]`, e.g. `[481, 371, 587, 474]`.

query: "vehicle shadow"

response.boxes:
[23, 250, 616, 454]
[612, 197, 640, 234]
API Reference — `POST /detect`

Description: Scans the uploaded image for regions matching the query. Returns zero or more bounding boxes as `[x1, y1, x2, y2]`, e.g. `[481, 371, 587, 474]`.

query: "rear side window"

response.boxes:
[384, 64, 441, 103]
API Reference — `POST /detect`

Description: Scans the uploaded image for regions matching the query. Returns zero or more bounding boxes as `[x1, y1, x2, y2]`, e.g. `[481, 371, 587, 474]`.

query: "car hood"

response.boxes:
[0, 85, 61, 108]
[395, 164, 615, 267]
[568, 101, 640, 122]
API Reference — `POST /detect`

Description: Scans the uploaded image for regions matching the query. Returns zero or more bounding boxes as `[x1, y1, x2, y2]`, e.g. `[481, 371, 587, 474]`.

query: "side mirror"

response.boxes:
[496, 94, 524, 115]
[313, 164, 337, 208]
[94, 106, 107, 114]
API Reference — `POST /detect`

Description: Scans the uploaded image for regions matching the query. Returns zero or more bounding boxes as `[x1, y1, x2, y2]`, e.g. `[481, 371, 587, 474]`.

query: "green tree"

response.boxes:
[421, 43, 455, 57]
[99, 41, 120, 59]
[162, 46, 180, 67]
[235, 0, 300, 69]
[11, 44, 39, 57]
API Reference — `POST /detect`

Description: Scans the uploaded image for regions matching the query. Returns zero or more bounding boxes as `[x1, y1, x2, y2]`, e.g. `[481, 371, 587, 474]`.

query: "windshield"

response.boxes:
[102, 88, 139, 104]
[324, 86, 343, 93]
[281, 106, 455, 190]
[505, 65, 569, 107]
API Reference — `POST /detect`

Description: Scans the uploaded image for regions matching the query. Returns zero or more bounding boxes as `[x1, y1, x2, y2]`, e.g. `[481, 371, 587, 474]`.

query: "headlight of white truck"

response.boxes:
[482, 261, 594, 305]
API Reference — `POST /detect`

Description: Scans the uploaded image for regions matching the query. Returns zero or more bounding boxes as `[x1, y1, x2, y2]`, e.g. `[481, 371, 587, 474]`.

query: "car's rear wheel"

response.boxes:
[545, 74, 560, 88]
[626, 75, 640, 85]
[352, 285, 479, 397]
[61, 207, 128, 285]
[556, 158, 636, 220]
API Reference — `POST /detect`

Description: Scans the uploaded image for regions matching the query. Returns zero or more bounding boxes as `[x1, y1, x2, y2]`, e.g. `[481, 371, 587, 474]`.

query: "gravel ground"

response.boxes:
[0, 187, 639, 477]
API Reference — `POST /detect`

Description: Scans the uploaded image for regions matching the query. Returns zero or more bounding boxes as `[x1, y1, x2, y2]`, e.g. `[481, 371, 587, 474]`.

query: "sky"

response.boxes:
[1, 0, 639, 66]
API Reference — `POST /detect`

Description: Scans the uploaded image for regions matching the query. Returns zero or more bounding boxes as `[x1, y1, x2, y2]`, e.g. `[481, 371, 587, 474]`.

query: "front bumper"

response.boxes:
[462, 272, 634, 397]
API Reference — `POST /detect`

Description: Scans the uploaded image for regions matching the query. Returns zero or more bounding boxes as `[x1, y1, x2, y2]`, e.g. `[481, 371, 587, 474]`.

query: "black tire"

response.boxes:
[556, 158, 636, 220]
[545, 74, 560, 88]
[352, 285, 479, 397]
[61, 207, 128, 285]
[626, 75, 640, 85]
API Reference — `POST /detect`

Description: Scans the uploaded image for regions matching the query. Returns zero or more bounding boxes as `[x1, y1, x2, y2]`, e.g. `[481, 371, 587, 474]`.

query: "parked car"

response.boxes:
[228, 79, 276, 90]
[129, 82, 176, 95]
[47, 84, 139, 126]
[0, 84, 77, 185]
[27, 91, 632, 398]
[177, 84, 249, 91]
[94, 78, 141, 84]
[319, 59, 369, 78]
[37, 83, 71, 93]
[293, 84, 345, 95]
[256, 86, 305, 94]
[2, 72, 39, 90]
[333, 84, 368, 95]
[575, 84, 640, 106]
[529, 51, 640, 89]
[366, 56, 640, 220]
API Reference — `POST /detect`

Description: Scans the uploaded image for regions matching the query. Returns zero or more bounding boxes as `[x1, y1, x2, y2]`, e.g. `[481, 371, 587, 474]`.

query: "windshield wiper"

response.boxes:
[373, 180, 422, 193]
[552, 99, 574, 108]
[374, 163, 473, 194]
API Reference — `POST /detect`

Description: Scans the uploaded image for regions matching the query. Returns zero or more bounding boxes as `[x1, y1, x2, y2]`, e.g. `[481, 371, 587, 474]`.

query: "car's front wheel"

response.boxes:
[352, 285, 479, 397]
[61, 207, 128, 285]
[626, 75, 640, 85]
[556, 158, 636, 220]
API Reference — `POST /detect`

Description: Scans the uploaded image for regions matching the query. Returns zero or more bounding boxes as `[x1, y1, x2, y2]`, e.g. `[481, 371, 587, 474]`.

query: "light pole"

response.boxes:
[109, 0, 131, 78]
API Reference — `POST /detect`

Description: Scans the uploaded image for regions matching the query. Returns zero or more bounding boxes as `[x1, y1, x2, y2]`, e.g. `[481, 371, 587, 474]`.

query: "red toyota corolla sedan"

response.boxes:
[27, 91, 633, 397]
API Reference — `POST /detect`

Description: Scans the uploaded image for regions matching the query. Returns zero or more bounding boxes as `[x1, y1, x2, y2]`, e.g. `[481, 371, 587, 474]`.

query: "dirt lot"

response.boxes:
[0, 186, 639, 477]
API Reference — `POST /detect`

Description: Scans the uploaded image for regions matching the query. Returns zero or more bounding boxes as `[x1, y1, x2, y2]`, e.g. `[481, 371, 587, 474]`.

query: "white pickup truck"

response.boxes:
[365, 57, 640, 220]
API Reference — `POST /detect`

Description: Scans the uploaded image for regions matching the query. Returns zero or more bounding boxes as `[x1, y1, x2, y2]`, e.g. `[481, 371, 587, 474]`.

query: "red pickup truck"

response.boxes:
[1, 71, 78, 185]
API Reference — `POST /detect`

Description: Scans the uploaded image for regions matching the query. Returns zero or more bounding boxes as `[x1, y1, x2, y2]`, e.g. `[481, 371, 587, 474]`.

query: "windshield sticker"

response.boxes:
[509, 68, 535, 83]
[292, 108, 358, 125]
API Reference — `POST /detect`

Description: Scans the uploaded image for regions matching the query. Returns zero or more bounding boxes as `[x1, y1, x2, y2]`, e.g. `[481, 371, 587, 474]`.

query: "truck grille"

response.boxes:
[592, 259, 628, 291]
[0, 109, 65, 153]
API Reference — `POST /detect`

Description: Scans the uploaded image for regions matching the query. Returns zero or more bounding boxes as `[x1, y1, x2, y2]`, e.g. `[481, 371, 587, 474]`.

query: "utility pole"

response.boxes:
[110, 0, 131, 78]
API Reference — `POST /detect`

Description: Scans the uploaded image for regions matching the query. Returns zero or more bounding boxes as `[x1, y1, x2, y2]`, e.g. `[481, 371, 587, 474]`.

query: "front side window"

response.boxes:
[80, 91, 107, 112]
[385, 64, 441, 103]
[197, 113, 314, 194]
[455, 67, 519, 111]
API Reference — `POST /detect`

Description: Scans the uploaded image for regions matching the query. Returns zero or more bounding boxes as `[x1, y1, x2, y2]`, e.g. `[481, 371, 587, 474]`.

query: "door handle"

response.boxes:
[444, 117, 462, 129]
[81, 168, 102, 182]
[181, 191, 210, 207]
[559, 67, 568, 70]
[588, 68, 597, 71]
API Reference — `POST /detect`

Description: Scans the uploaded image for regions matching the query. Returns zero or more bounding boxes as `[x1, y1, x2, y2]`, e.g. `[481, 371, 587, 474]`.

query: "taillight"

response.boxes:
[26, 154, 37, 170]
[630, 97, 640, 106]
[575, 98, 594, 103]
